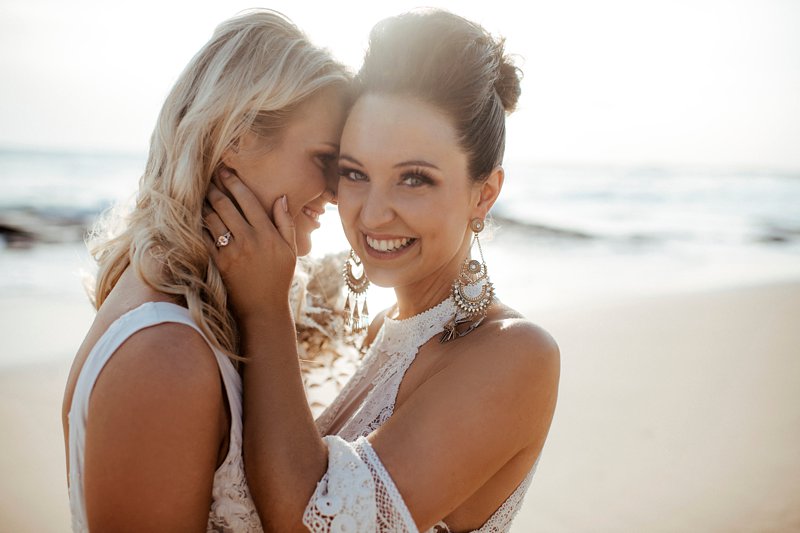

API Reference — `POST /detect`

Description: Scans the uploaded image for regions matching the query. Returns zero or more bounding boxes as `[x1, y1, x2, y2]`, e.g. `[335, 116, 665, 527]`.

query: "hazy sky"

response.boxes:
[1, 0, 798, 170]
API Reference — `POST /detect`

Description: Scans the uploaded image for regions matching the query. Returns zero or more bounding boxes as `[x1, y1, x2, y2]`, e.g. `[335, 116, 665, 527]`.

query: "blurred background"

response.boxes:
[1, 0, 798, 531]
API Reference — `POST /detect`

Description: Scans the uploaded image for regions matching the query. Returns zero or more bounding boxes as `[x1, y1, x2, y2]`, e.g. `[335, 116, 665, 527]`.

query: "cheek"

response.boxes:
[401, 194, 470, 251]
[424, 218, 464, 252]
[268, 159, 314, 199]
[336, 185, 360, 223]
[302, 161, 328, 193]
[237, 160, 281, 207]
[398, 193, 456, 232]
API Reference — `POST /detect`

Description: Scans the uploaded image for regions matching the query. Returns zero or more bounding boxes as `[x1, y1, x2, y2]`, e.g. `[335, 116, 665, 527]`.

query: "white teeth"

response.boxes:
[366, 236, 413, 252]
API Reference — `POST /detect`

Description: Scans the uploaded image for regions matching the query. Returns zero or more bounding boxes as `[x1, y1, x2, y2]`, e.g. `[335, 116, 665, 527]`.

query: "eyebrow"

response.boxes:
[394, 160, 440, 170]
[339, 154, 363, 166]
[338, 154, 440, 171]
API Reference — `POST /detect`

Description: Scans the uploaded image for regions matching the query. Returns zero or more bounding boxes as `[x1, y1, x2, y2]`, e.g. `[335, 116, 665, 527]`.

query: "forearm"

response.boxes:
[239, 304, 328, 530]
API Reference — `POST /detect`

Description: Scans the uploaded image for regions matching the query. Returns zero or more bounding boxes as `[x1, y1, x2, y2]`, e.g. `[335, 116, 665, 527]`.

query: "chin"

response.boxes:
[360, 265, 408, 290]
[296, 233, 313, 257]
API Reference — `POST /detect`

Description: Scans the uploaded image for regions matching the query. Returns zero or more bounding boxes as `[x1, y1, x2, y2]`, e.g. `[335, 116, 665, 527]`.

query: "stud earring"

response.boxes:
[342, 249, 370, 333]
[441, 217, 495, 343]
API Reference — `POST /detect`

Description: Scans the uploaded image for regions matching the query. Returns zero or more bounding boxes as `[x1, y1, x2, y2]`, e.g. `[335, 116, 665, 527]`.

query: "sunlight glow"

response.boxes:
[1, 0, 798, 169]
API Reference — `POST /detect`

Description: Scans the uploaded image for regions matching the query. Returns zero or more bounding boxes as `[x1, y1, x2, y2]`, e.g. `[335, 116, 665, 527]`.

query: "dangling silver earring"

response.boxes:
[343, 249, 370, 333]
[441, 217, 495, 343]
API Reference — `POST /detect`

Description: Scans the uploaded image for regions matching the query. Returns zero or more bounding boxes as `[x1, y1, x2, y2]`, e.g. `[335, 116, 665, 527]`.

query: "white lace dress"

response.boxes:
[304, 297, 538, 533]
[67, 302, 262, 532]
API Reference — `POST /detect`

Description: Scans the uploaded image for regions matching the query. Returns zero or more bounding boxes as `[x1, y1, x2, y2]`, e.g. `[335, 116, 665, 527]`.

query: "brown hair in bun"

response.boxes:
[356, 9, 522, 181]
[494, 48, 522, 113]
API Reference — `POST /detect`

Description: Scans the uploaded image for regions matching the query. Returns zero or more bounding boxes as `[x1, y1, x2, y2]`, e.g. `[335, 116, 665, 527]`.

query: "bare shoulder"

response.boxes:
[436, 303, 560, 444]
[461, 303, 560, 382]
[114, 321, 218, 378]
[91, 321, 223, 418]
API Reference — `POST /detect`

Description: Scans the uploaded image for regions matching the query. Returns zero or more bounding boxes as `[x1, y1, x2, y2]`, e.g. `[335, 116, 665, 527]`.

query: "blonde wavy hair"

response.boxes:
[88, 9, 350, 360]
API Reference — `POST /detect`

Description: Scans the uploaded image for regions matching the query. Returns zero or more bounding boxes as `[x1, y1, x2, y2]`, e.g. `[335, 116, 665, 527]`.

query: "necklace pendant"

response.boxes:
[440, 317, 459, 343]
[439, 315, 474, 343]
[439, 314, 487, 344]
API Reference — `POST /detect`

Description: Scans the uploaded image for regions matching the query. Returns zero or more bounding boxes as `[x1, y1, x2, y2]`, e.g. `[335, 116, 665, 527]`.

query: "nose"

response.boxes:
[325, 163, 339, 197]
[359, 183, 395, 229]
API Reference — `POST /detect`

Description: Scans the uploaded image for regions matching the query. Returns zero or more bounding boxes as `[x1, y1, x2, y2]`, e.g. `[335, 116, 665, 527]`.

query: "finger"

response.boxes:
[211, 167, 247, 217]
[202, 206, 230, 243]
[218, 168, 271, 228]
[207, 182, 251, 237]
[202, 231, 220, 261]
[273, 195, 297, 255]
[210, 167, 226, 191]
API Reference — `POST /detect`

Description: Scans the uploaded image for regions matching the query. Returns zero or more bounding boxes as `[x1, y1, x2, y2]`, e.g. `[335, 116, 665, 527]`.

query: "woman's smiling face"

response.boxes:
[336, 93, 484, 290]
[222, 86, 346, 256]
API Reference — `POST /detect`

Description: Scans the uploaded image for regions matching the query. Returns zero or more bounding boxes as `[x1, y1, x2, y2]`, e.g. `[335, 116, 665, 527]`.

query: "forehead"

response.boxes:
[283, 87, 347, 144]
[340, 94, 465, 167]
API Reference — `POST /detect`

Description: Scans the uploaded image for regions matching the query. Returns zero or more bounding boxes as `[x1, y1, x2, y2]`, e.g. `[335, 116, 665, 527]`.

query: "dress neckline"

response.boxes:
[379, 296, 457, 355]
[382, 295, 454, 329]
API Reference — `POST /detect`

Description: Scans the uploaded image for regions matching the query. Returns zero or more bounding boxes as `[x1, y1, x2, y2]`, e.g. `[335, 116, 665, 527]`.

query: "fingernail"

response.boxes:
[281, 195, 288, 213]
[219, 168, 232, 180]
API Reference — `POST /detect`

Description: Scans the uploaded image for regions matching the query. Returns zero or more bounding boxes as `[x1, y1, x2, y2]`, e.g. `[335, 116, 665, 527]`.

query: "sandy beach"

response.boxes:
[1, 280, 799, 532]
[517, 281, 800, 532]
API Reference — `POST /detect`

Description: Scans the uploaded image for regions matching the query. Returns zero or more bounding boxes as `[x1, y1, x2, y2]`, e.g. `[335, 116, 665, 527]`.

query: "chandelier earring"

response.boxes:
[342, 249, 370, 333]
[440, 217, 495, 343]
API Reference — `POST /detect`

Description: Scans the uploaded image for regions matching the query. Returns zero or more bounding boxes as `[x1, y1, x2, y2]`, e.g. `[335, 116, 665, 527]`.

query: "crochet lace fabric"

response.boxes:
[302, 435, 417, 532]
[310, 297, 538, 533]
[205, 417, 262, 532]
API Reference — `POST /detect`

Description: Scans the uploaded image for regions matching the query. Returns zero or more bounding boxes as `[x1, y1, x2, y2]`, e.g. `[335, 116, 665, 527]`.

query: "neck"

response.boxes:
[392, 274, 453, 320]
[391, 233, 472, 320]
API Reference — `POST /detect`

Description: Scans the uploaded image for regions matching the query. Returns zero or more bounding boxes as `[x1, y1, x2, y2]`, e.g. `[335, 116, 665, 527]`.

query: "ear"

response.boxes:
[470, 166, 504, 219]
[220, 138, 241, 171]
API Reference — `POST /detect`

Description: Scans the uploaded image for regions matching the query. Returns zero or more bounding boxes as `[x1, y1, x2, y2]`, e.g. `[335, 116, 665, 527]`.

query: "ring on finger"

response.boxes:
[215, 231, 233, 248]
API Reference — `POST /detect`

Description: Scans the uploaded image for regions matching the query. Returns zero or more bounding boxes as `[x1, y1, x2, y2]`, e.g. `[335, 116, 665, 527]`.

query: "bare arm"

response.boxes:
[83, 323, 224, 532]
[241, 310, 329, 532]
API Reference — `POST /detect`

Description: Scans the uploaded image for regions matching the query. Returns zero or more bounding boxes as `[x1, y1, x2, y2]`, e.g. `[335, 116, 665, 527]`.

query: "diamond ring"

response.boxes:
[215, 231, 233, 248]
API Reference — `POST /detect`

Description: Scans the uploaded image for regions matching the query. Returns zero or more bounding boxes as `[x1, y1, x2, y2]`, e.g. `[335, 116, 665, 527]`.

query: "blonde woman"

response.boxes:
[61, 10, 349, 531]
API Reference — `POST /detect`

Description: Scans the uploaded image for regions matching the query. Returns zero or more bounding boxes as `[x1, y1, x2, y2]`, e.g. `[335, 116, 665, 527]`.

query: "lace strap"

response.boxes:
[314, 336, 382, 435]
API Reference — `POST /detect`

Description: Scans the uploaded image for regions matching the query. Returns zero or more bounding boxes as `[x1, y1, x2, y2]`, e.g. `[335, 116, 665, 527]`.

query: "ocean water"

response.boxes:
[1, 148, 799, 321]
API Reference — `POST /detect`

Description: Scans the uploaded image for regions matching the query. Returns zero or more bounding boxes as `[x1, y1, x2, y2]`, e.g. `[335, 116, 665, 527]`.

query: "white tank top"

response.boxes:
[67, 301, 262, 532]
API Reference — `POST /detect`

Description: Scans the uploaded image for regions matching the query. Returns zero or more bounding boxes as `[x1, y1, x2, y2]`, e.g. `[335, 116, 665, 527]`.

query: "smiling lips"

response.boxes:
[365, 234, 417, 253]
[301, 206, 323, 222]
